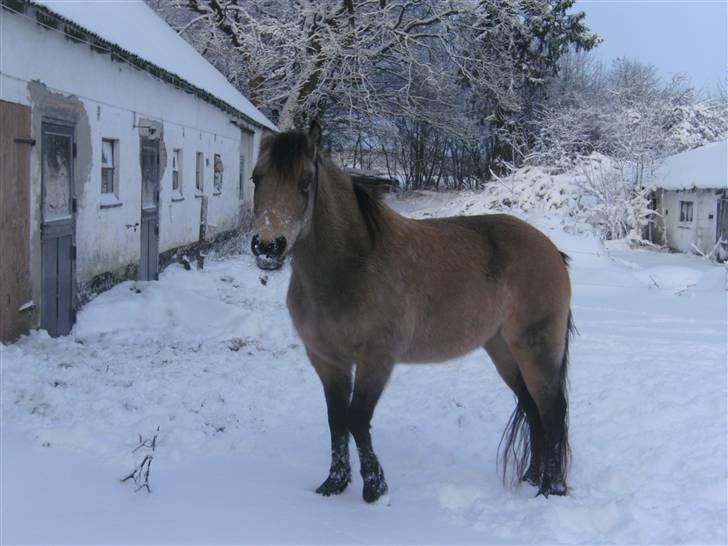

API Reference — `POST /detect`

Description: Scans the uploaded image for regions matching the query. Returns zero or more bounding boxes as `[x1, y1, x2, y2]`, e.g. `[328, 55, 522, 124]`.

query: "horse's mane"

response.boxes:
[351, 179, 383, 245]
[266, 131, 312, 176]
[264, 130, 384, 245]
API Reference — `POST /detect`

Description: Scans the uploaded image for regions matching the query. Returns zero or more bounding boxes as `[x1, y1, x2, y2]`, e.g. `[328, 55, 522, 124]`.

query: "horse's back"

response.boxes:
[422, 213, 559, 256]
[394, 212, 571, 363]
[414, 213, 568, 283]
[444, 212, 570, 325]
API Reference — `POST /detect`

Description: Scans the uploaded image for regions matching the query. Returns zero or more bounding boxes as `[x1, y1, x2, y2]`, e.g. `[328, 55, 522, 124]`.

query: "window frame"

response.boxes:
[171, 148, 183, 200]
[679, 200, 694, 224]
[100, 138, 122, 208]
[213, 153, 223, 195]
[195, 151, 204, 196]
[100, 138, 118, 195]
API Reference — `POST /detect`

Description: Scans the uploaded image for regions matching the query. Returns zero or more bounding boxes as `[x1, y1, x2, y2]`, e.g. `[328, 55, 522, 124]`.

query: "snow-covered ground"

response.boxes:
[2, 192, 726, 544]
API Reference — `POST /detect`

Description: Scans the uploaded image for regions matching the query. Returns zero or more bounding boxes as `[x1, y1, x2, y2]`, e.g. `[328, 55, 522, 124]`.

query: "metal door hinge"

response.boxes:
[14, 137, 36, 146]
[71, 245, 77, 260]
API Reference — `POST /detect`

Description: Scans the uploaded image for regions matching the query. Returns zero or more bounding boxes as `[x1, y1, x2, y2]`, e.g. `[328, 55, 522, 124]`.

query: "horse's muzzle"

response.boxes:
[255, 255, 283, 270]
[251, 234, 286, 270]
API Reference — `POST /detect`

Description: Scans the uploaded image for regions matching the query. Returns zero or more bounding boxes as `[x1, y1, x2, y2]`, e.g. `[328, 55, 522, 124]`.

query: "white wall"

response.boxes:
[655, 188, 719, 255]
[1, 7, 261, 292]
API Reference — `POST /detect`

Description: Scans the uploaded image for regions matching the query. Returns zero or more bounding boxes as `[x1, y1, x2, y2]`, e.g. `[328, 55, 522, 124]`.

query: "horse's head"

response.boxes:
[250, 121, 321, 270]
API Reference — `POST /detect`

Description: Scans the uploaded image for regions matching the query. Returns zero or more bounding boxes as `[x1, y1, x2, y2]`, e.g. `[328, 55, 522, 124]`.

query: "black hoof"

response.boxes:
[316, 474, 351, 496]
[362, 470, 388, 503]
[537, 477, 567, 498]
[522, 465, 542, 487]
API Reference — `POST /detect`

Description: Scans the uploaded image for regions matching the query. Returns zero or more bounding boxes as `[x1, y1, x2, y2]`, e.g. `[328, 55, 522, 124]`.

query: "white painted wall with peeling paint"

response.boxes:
[0, 6, 266, 300]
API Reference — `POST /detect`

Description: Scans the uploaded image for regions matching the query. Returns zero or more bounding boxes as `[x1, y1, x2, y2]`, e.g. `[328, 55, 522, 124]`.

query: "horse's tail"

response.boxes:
[498, 378, 533, 487]
[498, 310, 574, 487]
[557, 310, 574, 483]
[552, 252, 574, 484]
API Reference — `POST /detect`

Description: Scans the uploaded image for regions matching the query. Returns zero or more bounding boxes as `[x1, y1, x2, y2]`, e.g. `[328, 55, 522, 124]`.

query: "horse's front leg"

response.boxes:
[309, 352, 353, 496]
[349, 356, 394, 503]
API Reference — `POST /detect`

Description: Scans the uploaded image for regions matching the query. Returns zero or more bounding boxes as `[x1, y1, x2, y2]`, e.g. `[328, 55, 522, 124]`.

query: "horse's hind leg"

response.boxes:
[531, 379, 568, 497]
[349, 356, 394, 503]
[309, 352, 353, 496]
[485, 334, 543, 486]
[503, 321, 570, 497]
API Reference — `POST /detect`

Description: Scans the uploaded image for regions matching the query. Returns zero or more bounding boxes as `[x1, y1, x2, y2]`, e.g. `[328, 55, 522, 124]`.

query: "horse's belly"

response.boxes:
[399, 340, 481, 363]
[398, 307, 499, 363]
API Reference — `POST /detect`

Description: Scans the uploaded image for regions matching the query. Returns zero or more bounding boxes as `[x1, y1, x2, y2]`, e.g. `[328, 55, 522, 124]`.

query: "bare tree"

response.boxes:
[156, 1, 598, 140]
[529, 54, 728, 171]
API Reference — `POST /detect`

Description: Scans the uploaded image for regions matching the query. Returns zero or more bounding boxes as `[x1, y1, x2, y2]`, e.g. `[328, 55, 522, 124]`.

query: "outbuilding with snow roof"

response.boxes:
[0, 0, 276, 341]
[648, 140, 728, 260]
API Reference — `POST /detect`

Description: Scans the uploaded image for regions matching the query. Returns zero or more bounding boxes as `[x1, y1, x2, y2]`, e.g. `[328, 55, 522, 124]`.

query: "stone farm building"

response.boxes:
[0, 0, 276, 341]
[649, 140, 728, 260]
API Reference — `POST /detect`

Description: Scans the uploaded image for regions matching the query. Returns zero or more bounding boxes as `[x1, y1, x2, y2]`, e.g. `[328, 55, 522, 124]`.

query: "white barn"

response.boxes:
[0, 0, 275, 341]
[649, 140, 728, 260]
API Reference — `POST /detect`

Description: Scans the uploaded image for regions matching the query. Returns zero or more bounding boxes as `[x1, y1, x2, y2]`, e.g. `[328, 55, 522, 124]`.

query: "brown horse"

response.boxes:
[250, 122, 573, 503]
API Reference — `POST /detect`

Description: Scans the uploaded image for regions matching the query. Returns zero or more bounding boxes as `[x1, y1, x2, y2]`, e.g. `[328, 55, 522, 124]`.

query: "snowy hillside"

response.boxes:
[2, 194, 726, 544]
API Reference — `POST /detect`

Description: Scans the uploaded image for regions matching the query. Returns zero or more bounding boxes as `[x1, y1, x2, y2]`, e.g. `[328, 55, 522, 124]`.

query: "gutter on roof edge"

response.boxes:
[8, 0, 273, 130]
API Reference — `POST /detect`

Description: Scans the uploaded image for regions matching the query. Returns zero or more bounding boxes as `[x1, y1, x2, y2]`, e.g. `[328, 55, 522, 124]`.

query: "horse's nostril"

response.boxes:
[251, 234, 263, 256]
[274, 236, 287, 257]
[252, 235, 286, 259]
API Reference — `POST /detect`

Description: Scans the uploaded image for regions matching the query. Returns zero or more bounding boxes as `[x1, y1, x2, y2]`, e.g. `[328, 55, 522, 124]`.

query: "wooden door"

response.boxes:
[0, 101, 33, 342]
[717, 198, 728, 261]
[139, 137, 160, 281]
[40, 122, 76, 337]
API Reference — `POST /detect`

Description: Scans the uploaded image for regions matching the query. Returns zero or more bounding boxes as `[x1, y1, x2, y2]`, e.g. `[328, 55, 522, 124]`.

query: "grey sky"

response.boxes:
[574, 0, 727, 92]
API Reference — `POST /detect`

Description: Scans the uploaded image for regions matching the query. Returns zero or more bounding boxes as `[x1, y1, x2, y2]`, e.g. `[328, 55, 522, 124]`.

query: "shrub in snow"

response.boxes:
[482, 154, 655, 244]
[576, 159, 656, 242]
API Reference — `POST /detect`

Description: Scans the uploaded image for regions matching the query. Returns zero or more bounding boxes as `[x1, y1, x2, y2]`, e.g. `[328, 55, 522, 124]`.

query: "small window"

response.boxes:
[42, 127, 73, 221]
[213, 154, 223, 194]
[195, 152, 204, 193]
[679, 201, 693, 223]
[101, 139, 118, 195]
[172, 149, 182, 197]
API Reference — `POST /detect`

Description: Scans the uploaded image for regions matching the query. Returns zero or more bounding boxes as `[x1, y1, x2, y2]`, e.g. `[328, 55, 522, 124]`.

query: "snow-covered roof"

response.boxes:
[30, 0, 276, 131]
[652, 140, 727, 191]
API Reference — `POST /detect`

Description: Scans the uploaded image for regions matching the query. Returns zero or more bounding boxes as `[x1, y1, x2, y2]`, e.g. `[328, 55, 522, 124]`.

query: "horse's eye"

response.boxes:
[300, 176, 312, 193]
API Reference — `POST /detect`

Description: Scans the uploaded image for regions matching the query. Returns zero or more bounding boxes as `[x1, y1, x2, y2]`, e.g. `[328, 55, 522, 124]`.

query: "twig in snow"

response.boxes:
[132, 427, 159, 453]
[691, 240, 725, 264]
[674, 282, 697, 296]
[121, 426, 159, 493]
[121, 454, 154, 493]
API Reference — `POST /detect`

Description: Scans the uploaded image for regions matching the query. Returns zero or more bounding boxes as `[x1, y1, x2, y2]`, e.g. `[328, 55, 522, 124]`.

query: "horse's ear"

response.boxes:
[308, 119, 322, 160]
[260, 128, 275, 151]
